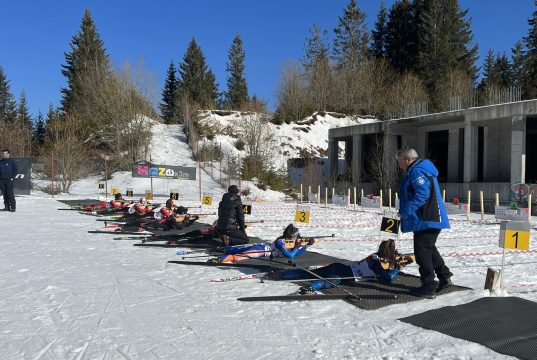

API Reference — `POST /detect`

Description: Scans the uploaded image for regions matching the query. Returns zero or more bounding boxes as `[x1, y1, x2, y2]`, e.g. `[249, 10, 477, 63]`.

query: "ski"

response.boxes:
[210, 272, 266, 283]
[88, 230, 154, 235]
[237, 293, 398, 302]
[238, 294, 354, 301]
[167, 260, 276, 271]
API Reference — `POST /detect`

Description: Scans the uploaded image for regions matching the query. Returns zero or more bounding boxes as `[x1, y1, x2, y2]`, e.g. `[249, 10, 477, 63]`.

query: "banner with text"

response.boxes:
[132, 164, 196, 180]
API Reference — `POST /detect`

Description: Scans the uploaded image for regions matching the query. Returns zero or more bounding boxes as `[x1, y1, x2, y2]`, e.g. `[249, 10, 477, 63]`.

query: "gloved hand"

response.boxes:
[307, 237, 315, 246]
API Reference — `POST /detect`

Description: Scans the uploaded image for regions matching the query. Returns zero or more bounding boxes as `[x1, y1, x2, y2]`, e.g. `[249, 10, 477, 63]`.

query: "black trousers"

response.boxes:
[217, 227, 249, 245]
[0, 179, 15, 210]
[413, 228, 451, 289]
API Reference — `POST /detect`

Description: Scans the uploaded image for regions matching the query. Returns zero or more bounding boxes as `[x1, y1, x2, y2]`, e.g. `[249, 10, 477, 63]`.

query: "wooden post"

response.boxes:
[380, 189, 383, 211]
[353, 187, 356, 210]
[388, 188, 392, 211]
[480, 191, 484, 220]
[442, 189, 446, 203]
[325, 187, 328, 207]
[528, 194, 531, 219]
[332, 187, 335, 197]
[198, 160, 202, 202]
[347, 188, 351, 207]
[51, 150, 55, 198]
[495, 193, 500, 207]
[467, 190, 471, 221]
[300, 183, 303, 203]
[308, 185, 311, 201]
[361, 189, 364, 200]
[317, 185, 321, 205]
[104, 157, 108, 198]
[238, 154, 241, 193]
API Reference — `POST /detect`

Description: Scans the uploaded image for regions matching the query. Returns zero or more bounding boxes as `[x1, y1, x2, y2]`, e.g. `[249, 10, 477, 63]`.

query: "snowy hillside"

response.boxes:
[196, 110, 377, 169]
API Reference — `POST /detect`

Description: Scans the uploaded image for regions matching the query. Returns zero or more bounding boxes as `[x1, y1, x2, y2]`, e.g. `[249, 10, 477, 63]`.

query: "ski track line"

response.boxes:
[71, 342, 89, 360]
[31, 338, 58, 360]
[97, 284, 116, 328]
[143, 330, 195, 353]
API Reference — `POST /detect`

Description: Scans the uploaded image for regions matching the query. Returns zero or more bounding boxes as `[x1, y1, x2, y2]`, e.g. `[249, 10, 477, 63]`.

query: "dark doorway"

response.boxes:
[526, 118, 537, 183]
[362, 133, 383, 182]
[427, 130, 449, 182]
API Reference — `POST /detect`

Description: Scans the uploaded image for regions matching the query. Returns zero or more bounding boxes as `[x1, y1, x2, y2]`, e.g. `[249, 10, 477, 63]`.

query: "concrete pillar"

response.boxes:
[351, 135, 362, 185]
[447, 129, 460, 182]
[510, 115, 526, 184]
[328, 139, 338, 184]
[463, 120, 479, 183]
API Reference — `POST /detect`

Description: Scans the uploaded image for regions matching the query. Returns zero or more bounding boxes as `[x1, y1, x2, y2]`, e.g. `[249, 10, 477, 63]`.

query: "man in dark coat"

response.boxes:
[215, 185, 249, 245]
[0, 149, 18, 212]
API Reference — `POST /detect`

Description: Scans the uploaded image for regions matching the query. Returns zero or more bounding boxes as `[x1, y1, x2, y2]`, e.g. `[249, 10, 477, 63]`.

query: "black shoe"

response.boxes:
[9, 208, 15, 212]
[0, 208, 9, 211]
[437, 278, 453, 292]
[409, 286, 436, 299]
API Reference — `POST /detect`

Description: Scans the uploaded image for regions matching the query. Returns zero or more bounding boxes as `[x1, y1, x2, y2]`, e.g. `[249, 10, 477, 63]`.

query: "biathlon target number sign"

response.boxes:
[98, 182, 105, 190]
[126, 189, 134, 197]
[202, 194, 213, 206]
[243, 204, 252, 214]
[499, 221, 530, 250]
[170, 192, 179, 200]
[295, 206, 311, 223]
[380, 217, 400, 234]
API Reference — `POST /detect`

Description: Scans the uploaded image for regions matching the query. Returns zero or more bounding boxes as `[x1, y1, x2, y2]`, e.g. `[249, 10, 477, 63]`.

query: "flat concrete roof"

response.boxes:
[329, 99, 537, 139]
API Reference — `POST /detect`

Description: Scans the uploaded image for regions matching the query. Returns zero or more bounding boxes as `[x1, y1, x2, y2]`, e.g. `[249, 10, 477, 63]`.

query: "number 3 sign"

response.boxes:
[295, 205, 311, 223]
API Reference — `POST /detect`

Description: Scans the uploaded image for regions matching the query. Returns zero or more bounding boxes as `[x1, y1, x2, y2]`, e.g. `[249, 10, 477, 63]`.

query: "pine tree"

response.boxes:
[332, 0, 369, 70]
[177, 37, 218, 109]
[511, 41, 525, 88]
[225, 34, 249, 110]
[303, 24, 330, 70]
[33, 111, 46, 146]
[479, 49, 498, 89]
[303, 24, 332, 112]
[522, 2, 537, 99]
[159, 61, 178, 124]
[370, 1, 388, 59]
[17, 91, 32, 131]
[494, 53, 513, 88]
[60, 8, 110, 120]
[415, 0, 478, 110]
[386, 0, 417, 73]
[0, 64, 17, 123]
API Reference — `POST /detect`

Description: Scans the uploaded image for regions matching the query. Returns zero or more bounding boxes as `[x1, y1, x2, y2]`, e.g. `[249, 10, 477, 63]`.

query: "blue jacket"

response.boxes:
[0, 158, 18, 180]
[399, 159, 450, 233]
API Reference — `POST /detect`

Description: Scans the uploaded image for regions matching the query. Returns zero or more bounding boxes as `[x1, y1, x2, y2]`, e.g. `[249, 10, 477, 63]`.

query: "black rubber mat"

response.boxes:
[315, 273, 469, 310]
[399, 297, 537, 360]
[57, 199, 101, 207]
[233, 250, 350, 270]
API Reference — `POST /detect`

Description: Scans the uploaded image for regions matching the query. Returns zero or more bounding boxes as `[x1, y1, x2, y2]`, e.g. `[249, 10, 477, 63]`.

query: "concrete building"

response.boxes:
[327, 100, 537, 201]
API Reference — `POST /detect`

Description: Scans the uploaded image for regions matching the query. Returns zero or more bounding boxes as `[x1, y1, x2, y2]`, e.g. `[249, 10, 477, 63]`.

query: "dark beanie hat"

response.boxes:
[228, 185, 240, 194]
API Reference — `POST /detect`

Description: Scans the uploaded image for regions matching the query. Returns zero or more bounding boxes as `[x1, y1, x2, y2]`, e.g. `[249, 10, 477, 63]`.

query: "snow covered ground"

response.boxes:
[1, 196, 533, 359]
[2, 123, 536, 359]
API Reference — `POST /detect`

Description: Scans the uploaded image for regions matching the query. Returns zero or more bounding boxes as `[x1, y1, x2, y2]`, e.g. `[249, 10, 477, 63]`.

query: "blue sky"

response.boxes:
[0, 0, 535, 117]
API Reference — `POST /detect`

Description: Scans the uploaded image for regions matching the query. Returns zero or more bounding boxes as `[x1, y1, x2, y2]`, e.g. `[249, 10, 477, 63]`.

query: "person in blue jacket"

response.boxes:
[0, 149, 18, 212]
[397, 148, 452, 299]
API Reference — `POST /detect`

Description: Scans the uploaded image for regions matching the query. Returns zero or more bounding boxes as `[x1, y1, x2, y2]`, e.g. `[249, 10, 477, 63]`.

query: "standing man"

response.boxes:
[0, 149, 18, 212]
[397, 148, 452, 299]
[216, 185, 249, 246]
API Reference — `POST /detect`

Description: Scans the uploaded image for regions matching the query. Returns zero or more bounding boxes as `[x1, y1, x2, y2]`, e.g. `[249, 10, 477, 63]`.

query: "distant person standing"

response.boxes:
[0, 149, 18, 212]
[397, 148, 452, 299]
[216, 185, 249, 246]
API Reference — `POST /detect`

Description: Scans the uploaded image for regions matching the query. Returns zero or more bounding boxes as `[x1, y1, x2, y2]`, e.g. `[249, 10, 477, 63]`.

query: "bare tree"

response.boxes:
[46, 114, 89, 192]
[367, 134, 399, 195]
[233, 113, 277, 178]
[386, 72, 429, 119]
[275, 61, 310, 123]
